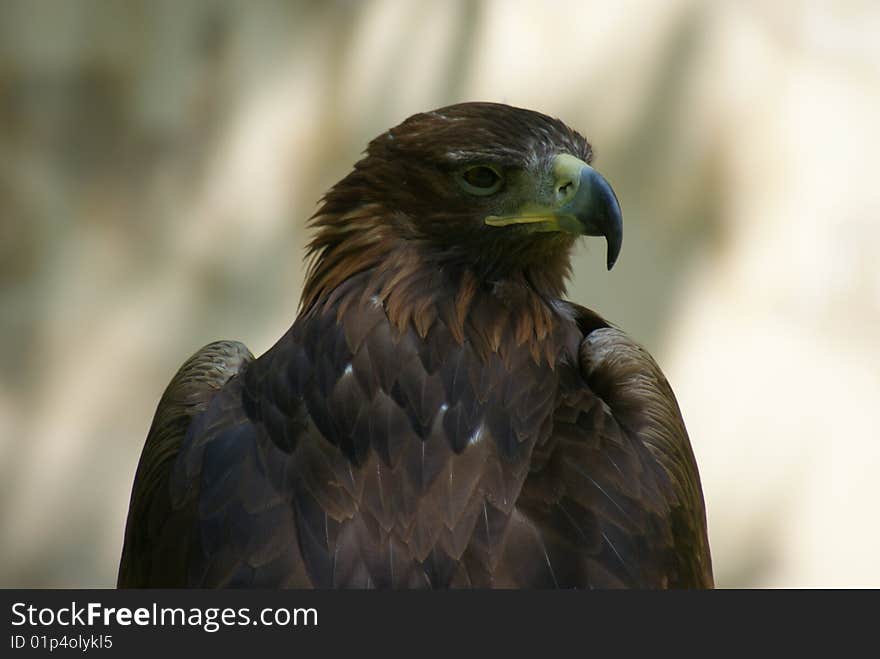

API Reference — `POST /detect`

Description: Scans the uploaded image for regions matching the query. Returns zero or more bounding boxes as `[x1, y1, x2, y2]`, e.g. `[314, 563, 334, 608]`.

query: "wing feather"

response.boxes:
[580, 325, 713, 586]
[517, 306, 713, 588]
[117, 340, 253, 587]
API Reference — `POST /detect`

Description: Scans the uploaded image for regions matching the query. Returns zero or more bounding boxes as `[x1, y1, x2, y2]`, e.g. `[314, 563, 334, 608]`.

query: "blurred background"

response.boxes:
[1, 0, 878, 588]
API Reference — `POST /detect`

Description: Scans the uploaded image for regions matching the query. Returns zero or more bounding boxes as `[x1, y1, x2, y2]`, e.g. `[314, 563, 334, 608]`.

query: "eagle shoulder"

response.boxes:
[514, 302, 712, 588]
[117, 340, 253, 587]
[574, 307, 713, 587]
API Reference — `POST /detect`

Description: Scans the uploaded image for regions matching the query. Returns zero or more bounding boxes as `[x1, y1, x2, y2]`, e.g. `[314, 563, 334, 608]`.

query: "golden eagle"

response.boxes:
[118, 102, 712, 588]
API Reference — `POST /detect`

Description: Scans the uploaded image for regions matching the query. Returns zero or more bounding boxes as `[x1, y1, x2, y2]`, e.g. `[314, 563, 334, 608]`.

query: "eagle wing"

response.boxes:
[117, 340, 253, 587]
[510, 306, 714, 588]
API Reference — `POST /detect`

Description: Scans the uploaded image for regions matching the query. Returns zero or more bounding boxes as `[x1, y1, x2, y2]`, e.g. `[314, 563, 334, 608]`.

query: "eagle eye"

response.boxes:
[458, 165, 503, 196]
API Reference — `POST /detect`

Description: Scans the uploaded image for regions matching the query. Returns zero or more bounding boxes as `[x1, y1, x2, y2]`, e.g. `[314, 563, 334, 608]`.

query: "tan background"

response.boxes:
[1, 0, 878, 587]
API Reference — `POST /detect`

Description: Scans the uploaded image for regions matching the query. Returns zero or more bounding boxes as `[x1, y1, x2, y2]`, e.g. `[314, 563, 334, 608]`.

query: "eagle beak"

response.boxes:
[555, 156, 623, 270]
[485, 154, 623, 270]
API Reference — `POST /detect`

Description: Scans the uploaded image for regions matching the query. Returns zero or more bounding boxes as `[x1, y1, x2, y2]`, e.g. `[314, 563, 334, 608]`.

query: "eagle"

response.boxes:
[118, 102, 713, 588]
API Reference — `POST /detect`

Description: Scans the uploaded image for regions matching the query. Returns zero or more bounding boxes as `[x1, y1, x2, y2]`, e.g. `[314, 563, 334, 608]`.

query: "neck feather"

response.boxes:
[300, 206, 576, 364]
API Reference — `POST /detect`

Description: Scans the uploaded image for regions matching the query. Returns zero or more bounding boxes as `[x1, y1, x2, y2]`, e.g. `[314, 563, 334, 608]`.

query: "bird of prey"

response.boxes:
[118, 102, 713, 588]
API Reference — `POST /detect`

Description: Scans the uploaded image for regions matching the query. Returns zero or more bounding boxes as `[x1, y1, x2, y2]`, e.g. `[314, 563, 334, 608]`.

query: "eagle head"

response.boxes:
[304, 102, 622, 310]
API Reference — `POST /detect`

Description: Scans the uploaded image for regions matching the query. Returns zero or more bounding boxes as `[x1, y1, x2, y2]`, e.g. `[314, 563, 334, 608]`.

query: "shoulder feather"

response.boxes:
[579, 324, 713, 587]
[117, 340, 253, 587]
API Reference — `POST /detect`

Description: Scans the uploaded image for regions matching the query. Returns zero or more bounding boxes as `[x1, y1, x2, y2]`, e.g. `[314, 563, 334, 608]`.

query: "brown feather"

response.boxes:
[119, 102, 712, 589]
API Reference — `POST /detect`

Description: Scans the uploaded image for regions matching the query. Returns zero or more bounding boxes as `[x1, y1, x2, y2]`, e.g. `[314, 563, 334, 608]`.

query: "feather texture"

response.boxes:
[118, 102, 712, 589]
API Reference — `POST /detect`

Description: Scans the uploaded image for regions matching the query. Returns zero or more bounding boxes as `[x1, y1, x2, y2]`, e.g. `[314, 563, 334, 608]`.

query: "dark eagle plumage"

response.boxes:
[118, 102, 713, 588]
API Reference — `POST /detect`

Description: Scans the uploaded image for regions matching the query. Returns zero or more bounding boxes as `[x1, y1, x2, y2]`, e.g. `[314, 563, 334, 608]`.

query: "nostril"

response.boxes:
[557, 179, 574, 199]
